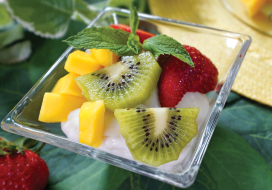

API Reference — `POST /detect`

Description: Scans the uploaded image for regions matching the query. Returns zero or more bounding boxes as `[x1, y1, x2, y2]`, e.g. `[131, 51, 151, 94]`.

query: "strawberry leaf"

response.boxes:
[143, 34, 195, 67]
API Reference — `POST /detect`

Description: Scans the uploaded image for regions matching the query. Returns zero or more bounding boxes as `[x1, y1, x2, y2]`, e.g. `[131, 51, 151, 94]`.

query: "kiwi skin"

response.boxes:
[75, 51, 162, 112]
[114, 107, 199, 167]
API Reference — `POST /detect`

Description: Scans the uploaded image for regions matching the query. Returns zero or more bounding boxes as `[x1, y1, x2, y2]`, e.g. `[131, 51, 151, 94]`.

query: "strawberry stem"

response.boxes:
[34, 142, 45, 155]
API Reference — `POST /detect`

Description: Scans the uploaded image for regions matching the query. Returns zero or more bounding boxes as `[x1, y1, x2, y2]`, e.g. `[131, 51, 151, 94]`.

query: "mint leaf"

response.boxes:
[127, 5, 142, 54]
[143, 34, 194, 67]
[6, 0, 74, 39]
[63, 27, 136, 56]
[127, 34, 142, 54]
[130, 5, 139, 36]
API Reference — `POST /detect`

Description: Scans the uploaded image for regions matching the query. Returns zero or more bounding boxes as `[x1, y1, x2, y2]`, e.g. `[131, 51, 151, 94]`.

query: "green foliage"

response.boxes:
[108, 0, 147, 13]
[218, 95, 272, 170]
[143, 34, 194, 67]
[49, 160, 129, 190]
[0, 3, 14, 29]
[0, 40, 31, 64]
[6, 0, 74, 38]
[73, 0, 98, 24]
[0, 24, 24, 49]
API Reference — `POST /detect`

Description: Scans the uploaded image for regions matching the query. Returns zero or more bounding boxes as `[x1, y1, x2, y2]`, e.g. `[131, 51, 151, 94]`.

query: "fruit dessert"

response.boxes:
[38, 6, 218, 168]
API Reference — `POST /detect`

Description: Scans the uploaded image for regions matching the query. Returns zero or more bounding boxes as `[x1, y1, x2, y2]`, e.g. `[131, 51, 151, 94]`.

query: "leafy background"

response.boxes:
[0, 0, 272, 189]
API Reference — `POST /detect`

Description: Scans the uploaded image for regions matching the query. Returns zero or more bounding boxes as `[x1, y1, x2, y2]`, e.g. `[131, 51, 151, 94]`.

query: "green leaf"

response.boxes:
[6, 0, 74, 38]
[0, 3, 14, 29]
[0, 40, 32, 64]
[63, 27, 136, 56]
[49, 160, 130, 190]
[108, 0, 147, 13]
[0, 24, 24, 49]
[72, 0, 98, 24]
[196, 126, 272, 190]
[143, 34, 194, 67]
[127, 34, 142, 54]
[126, 5, 142, 54]
[130, 5, 139, 36]
[12, 137, 39, 149]
[218, 96, 272, 170]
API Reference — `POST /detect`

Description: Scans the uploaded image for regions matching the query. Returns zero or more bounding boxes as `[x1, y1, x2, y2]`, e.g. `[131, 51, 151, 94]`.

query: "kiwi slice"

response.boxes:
[114, 107, 199, 167]
[75, 51, 162, 111]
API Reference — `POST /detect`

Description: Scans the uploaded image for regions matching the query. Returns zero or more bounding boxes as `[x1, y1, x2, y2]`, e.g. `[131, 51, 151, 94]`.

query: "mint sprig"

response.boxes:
[127, 34, 142, 54]
[143, 35, 195, 67]
[63, 5, 194, 67]
[63, 27, 136, 56]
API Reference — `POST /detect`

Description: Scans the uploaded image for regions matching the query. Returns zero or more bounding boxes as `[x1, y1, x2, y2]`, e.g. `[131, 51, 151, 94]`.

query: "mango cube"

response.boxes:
[39, 93, 87, 123]
[79, 100, 105, 148]
[90, 49, 119, 67]
[52, 73, 84, 98]
[64, 50, 103, 75]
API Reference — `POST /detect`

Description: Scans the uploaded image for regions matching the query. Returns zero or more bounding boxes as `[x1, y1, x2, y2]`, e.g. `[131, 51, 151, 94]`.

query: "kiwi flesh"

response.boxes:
[75, 51, 161, 111]
[114, 107, 199, 167]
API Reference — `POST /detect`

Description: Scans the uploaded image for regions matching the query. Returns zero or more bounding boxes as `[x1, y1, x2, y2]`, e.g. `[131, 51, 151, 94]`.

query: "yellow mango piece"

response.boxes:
[39, 93, 87, 123]
[241, 0, 267, 16]
[79, 100, 105, 148]
[90, 49, 119, 67]
[52, 73, 84, 98]
[65, 50, 103, 75]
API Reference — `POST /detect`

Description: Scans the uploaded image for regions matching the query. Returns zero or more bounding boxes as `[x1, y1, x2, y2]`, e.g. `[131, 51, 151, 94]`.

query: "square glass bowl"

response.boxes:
[1, 7, 251, 188]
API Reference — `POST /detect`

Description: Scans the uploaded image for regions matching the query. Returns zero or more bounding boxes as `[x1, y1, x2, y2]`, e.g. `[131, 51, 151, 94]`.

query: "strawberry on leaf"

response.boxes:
[0, 137, 49, 190]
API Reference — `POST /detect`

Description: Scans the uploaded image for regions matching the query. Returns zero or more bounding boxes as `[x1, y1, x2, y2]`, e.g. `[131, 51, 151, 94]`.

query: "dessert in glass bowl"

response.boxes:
[1, 7, 251, 188]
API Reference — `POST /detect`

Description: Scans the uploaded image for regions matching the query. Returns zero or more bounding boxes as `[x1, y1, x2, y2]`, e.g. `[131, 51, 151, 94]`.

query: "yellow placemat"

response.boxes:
[148, 0, 272, 107]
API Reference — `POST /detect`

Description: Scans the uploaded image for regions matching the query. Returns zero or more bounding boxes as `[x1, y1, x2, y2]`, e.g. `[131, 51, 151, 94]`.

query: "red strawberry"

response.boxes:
[158, 45, 218, 107]
[0, 138, 49, 190]
[110, 24, 155, 43]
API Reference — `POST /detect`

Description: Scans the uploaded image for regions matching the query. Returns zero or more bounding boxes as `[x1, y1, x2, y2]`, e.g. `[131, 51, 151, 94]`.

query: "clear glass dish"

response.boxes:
[1, 7, 251, 188]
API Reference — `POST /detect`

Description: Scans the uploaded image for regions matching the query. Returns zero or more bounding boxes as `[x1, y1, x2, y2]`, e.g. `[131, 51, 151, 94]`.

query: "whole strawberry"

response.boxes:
[0, 137, 49, 190]
[158, 45, 218, 107]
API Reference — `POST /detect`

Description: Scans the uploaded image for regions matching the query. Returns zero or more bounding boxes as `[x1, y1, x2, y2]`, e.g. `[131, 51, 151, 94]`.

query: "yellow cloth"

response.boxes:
[148, 0, 272, 106]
